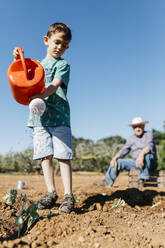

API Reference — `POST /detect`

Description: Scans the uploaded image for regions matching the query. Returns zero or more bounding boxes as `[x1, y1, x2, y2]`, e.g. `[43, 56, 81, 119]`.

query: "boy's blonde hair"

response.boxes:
[47, 22, 72, 41]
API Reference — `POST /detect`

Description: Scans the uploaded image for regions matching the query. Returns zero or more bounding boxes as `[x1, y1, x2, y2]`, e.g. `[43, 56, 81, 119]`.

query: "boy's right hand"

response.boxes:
[13, 47, 24, 60]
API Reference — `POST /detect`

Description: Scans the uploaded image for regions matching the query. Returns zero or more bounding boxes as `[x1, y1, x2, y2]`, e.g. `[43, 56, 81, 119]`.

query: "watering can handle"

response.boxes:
[17, 47, 28, 80]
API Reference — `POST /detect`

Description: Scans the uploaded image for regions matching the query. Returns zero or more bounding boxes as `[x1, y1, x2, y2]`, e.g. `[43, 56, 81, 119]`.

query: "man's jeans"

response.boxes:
[105, 154, 157, 186]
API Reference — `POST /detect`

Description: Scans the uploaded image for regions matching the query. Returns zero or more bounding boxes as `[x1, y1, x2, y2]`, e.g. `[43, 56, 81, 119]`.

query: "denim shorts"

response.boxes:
[33, 126, 73, 160]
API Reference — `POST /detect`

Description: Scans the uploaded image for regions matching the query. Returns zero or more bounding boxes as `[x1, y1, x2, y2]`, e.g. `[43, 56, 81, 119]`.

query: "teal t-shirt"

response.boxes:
[27, 57, 71, 127]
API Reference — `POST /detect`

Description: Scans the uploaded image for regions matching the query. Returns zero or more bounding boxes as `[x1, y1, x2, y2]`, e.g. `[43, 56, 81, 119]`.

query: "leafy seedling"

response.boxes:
[111, 198, 125, 208]
[3, 189, 59, 238]
[151, 201, 162, 208]
[101, 193, 107, 196]
[74, 195, 80, 203]
[16, 195, 44, 237]
[3, 189, 17, 206]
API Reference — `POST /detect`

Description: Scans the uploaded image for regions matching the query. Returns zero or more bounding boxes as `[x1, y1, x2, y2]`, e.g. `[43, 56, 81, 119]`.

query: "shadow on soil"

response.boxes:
[78, 188, 165, 211]
[0, 229, 18, 243]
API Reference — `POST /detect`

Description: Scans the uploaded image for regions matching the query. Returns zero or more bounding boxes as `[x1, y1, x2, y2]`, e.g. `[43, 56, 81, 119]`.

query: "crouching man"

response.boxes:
[93, 117, 157, 187]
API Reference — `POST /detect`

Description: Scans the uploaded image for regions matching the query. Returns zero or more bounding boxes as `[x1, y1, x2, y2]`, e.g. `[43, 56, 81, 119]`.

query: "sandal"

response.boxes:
[36, 191, 58, 209]
[59, 193, 75, 213]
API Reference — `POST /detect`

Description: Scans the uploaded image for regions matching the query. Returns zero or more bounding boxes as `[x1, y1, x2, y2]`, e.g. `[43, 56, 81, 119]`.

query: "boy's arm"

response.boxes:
[30, 61, 70, 101]
[30, 78, 62, 100]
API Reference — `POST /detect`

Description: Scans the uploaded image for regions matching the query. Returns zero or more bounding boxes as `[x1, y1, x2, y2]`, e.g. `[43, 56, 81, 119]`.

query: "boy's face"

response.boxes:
[44, 32, 70, 59]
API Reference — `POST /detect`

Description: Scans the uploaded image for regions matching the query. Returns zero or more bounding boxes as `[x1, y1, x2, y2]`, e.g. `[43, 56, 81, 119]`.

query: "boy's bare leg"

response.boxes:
[41, 155, 56, 193]
[58, 159, 72, 195]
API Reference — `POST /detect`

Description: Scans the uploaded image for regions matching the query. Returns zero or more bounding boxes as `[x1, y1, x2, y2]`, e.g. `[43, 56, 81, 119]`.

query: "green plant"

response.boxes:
[3, 189, 17, 205]
[111, 198, 125, 208]
[3, 189, 58, 238]
[74, 195, 80, 203]
[151, 201, 162, 208]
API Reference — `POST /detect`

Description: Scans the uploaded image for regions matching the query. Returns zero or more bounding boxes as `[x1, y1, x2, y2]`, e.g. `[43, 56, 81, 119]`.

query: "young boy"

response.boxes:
[13, 22, 74, 213]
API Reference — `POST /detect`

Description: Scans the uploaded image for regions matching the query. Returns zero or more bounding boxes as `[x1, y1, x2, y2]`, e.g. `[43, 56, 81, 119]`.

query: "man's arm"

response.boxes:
[136, 146, 151, 168]
[110, 153, 121, 167]
[110, 137, 132, 167]
[136, 132, 155, 168]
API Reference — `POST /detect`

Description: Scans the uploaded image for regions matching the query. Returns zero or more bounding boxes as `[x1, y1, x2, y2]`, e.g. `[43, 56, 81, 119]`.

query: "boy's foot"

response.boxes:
[59, 193, 75, 214]
[36, 191, 58, 209]
[93, 179, 112, 187]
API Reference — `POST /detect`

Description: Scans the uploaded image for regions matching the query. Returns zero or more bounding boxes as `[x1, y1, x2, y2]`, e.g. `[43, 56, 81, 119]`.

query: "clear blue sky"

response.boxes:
[1, 0, 165, 154]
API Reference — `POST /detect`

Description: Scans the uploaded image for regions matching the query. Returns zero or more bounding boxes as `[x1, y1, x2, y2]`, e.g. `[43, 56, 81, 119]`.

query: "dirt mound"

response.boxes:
[0, 172, 165, 248]
[0, 202, 17, 241]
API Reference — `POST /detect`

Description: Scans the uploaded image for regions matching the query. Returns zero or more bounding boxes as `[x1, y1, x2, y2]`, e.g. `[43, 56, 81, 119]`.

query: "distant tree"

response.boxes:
[1, 152, 15, 172]
[71, 135, 126, 172]
[3, 130, 165, 173]
[75, 140, 94, 157]
[0, 154, 6, 172]
[152, 129, 165, 145]
[97, 136, 126, 147]
[19, 149, 40, 172]
[0, 149, 41, 173]
[157, 140, 165, 170]
[72, 136, 94, 158]
[92, 142, 110, 156]
[163, 121, 165, 132]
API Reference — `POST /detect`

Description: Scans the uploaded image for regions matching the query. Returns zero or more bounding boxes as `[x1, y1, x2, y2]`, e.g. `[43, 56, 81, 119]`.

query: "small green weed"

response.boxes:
[111, 198, 125, 208]
[151, 201, 162, 208]
[74, 195, 80, 203]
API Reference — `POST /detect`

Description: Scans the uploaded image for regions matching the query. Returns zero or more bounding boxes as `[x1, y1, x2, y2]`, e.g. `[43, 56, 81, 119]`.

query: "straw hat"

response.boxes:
[128, 117, 149, 127]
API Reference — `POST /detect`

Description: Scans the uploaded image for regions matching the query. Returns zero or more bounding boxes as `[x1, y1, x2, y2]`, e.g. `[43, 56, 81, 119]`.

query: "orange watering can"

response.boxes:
[7, 47, 45, 105]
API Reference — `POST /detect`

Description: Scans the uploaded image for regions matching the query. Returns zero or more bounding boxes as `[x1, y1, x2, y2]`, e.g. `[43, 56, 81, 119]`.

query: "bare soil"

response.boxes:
[0, 172, 165, 248]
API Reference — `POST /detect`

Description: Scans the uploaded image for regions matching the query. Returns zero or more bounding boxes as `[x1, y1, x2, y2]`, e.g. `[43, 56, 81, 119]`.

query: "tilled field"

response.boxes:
[0, 172, 165, 248]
